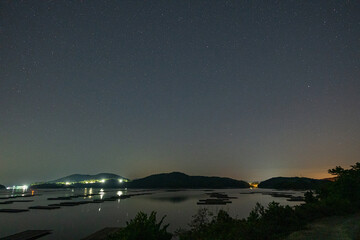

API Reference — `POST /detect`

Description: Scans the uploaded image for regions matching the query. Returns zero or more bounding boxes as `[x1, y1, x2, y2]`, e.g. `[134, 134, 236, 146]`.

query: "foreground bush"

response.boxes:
[176, 203, 303, 240]
[176, 208, 245, 240]
[108, 211, 172, 240]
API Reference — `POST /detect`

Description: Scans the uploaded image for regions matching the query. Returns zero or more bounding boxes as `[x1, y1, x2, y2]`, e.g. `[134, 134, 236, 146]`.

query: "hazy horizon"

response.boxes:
[1, 166, 334, 186]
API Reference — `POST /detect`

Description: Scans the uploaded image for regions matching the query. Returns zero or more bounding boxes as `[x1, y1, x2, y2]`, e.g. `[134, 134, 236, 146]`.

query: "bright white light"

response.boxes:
[22, 185, 28, 190]
[118, 179, 123, 183]
[99, 189, 105, 199]
[117, 191, 123, 197]
[65, 182, 71, 185]
[100, 179, 106, 183]
[85, 181, 89, 184]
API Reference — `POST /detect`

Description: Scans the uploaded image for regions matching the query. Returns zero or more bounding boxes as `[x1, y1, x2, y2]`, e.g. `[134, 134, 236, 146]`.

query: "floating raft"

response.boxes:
[0, 200, 34, 205]
[49, 202, 78, 207]
[239, 192, 263, 194]
[81, 227, 120, 240]
[47, 197, 72, 200]
[0, 194, 40, 200]
[197, 199, 231, 205]
[0, 209, 29, 213]
[206, 192, 237, 199]
[0, 230, 51, 240]
[286, 196, 305, 202]
[197, 192, 236, 205]
[29, 206, 60, 210]
[268, 193, 293, 198]
[11, 200, 34, 203]
[49, 201, 93, 207]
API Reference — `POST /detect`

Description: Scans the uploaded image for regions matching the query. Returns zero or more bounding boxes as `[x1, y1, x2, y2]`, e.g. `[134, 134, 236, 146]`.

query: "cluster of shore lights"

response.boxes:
[7, 185, 28, 190]
[101, 179, 124, 183]
[62, 178, 124, 185]
[249, 182, 259, 188]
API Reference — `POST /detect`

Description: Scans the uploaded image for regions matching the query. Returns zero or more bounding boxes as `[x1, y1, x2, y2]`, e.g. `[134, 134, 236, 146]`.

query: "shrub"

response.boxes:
[108, 211, 172, 240]
[177, 209, 244, 240]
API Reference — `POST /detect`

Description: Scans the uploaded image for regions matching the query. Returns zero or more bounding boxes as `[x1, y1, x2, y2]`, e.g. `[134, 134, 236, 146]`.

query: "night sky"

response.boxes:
[1, 1, 360, 185]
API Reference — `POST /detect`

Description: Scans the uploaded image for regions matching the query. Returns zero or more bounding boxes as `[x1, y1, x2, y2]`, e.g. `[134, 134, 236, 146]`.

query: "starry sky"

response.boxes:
[1, 1, 360, 185]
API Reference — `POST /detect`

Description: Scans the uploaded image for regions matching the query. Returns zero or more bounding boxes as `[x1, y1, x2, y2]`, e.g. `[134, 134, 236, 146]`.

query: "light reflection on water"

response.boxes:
[0, 188, 304, 240]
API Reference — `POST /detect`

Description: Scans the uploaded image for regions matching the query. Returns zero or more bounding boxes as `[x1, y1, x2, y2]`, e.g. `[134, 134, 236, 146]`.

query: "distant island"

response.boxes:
[30, 172, 249, 189]
[31, 173, 128, 189]
[23, 173, 331, 190]
[125, 172, 250, 189]
[258, 177, 330, 190]
[49, 173, 128, 183]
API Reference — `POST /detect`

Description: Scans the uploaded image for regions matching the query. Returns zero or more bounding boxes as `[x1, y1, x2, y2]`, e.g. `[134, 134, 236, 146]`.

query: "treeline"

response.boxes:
[107, 162, 360, 240]
[258, 177, 329, 190]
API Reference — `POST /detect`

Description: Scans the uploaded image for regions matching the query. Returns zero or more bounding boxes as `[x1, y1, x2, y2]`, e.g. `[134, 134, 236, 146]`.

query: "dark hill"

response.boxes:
[258, 177, 330, 190]
[125, 172, 249, 189]
[50, 173, 127, 183]
[31, 179, 125, 189]
[0, 184, 5, 189]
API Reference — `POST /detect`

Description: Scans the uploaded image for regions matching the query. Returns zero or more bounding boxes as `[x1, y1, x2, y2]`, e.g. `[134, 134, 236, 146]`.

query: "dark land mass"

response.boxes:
[0, 184, 5, 189]
[31, 173, 128, 189]
[30, 172, 249, 189]
[31, 179, 124, 189]
[49, 173, 128, 183]
[258, 177, 330, 190]
[125, 172, 249, 189]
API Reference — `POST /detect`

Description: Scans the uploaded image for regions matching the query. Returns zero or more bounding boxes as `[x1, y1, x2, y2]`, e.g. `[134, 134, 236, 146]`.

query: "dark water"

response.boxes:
[0, 188, 304, 239]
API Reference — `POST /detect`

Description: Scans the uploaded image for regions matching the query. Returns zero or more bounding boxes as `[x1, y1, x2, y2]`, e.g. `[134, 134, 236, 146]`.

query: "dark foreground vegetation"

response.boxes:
[108, 162, 360, 240]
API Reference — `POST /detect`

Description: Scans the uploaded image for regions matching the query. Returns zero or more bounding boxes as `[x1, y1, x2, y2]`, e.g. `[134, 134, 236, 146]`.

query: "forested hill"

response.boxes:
[125, 172, 250, 189]
[258, 177, 330, 190]
[50, 173, 127, 183]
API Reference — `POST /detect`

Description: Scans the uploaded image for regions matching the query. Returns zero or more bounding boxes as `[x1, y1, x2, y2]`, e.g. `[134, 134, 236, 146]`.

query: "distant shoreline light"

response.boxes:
[6, 185, 28, 190]
[29, 177, 128, 187]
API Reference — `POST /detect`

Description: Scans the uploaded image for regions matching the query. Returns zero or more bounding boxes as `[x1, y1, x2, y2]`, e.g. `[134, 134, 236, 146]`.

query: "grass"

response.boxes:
[285, 213, 360, 240]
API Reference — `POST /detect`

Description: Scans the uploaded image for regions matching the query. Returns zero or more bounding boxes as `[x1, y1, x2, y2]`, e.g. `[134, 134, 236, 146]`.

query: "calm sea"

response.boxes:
[0, 188, 305, 239]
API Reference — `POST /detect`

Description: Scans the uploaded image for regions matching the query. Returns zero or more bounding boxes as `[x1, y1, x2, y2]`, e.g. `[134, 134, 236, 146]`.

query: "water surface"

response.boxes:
[0, 188, 304, 239]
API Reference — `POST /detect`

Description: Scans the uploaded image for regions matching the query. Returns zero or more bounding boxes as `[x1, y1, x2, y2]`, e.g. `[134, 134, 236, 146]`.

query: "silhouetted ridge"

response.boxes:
[126, 172, 249, 189]
[258, 177, 330, 190]
[50, 173, 126, 183]
[0, 184, 5, 189]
